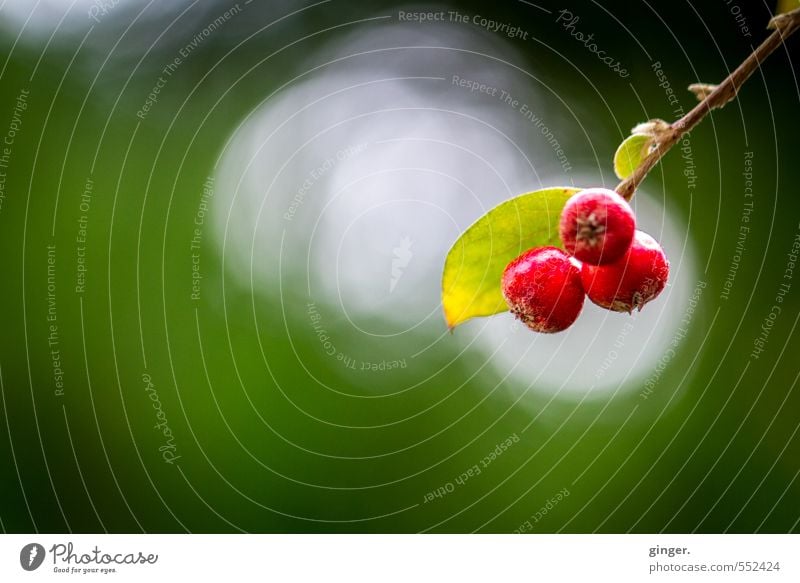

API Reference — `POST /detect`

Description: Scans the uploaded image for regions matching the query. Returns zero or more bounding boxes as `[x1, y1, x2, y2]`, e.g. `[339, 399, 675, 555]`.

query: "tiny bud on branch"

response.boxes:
[631, 119, 671, 139]
[687, 83, 719, 101]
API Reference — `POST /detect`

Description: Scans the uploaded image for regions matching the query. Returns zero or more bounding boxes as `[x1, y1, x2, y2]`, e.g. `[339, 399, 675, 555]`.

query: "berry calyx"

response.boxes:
[559, 188, 636, 265]
[580, 230, 669, 313]
[501, 246, 585, 333]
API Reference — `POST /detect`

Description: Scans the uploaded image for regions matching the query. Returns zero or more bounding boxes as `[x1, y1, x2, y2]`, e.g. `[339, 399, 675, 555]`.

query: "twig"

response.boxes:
[615, 7, 800, 201]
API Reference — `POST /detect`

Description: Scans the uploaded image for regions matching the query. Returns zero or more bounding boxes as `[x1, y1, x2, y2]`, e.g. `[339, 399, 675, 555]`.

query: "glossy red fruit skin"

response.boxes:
[501, 246, 585, 333]
[559, 188, 636, 266]
[580, 230, 669, 313]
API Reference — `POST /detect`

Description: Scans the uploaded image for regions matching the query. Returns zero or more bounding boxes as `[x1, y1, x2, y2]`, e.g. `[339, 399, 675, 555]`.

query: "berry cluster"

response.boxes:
[501, 188, 669, 333]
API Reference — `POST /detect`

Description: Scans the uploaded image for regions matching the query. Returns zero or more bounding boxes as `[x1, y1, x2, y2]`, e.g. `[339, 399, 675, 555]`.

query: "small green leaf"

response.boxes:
[441, 187, 581, 328]
[613, 134, 652, 179]
[776, 0, 799, 15]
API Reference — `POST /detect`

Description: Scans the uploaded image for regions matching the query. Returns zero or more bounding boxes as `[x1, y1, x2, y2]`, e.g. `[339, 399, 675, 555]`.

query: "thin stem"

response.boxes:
[615, 8, 800, 201]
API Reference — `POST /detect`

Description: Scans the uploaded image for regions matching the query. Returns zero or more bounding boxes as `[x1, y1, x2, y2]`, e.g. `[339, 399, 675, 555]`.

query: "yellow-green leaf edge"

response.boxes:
[442, 186, 582, 329]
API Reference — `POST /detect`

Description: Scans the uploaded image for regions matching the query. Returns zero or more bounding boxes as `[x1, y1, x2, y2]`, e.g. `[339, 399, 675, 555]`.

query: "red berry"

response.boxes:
[559, 188, 636, 265]
[580, 230, 669, 313]
[502, 246, 585, 333]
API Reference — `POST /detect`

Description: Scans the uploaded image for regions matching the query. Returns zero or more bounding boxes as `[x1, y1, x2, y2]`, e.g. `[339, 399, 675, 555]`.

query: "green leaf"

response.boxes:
[441, 187, 581, 329]
[613, 134, 652, 179]
[776, 0, 800, 15]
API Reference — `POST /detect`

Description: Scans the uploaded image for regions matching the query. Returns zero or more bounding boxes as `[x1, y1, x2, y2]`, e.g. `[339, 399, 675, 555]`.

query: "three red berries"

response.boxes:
[501, 188, 669, 333]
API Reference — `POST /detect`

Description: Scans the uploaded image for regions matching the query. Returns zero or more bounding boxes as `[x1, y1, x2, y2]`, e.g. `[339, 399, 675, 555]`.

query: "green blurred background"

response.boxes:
[0, 0, 798, 533]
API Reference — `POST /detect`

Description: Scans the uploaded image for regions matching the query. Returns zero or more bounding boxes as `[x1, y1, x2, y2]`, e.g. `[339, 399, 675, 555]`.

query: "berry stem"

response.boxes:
[615, 7, 800, 201]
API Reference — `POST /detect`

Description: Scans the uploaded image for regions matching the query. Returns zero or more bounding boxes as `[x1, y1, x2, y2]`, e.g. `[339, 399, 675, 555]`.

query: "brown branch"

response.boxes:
[615, 7, 800, 201]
